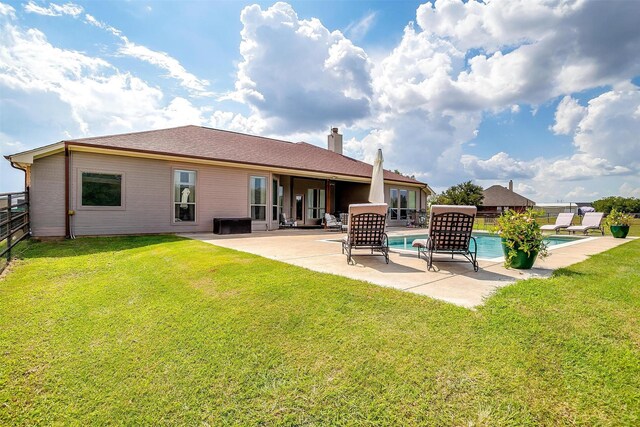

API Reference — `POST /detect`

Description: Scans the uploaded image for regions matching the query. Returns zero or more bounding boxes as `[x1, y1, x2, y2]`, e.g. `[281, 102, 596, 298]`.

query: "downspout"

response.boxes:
[64, 143, 70, 238]
[9, 161, 28, 190]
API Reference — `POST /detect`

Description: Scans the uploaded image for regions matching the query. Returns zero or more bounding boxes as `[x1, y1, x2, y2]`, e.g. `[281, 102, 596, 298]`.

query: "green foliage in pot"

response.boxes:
[495, 209, 548, 268]
[604, 208, 633, 227]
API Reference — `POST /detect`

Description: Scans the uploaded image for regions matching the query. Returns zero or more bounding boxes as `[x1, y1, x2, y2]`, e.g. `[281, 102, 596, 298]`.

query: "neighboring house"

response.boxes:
[5, 126, 433, 237]
[478, 180, 535, 214]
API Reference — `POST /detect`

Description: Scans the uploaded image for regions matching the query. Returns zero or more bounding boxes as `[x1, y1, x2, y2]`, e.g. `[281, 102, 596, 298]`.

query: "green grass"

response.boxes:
[1, 236, 639, 425]
[475, 216, 640, 236]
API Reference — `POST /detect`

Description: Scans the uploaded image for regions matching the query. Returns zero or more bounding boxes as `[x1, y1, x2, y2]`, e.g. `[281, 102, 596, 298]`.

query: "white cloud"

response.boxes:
[0, 132, 24, 155]
[565, 186, 598, 199]
[24, 1, 83, 17]
[209, 110, 266, 135]
[572, 88, 640, 170]
[230, 2, 373, 133]
[551, 96, 586, 135]
[0, 2, 15, 18]
[84, 13, 121, 37]
[619, 182, 640, 198]
[118, 39, 212, 95]
[345, 11, 377, 41]
[460, 152, 538, 180]
[412, 0, 640, 109]
[0, 12, 211, 136]
[24, 4, 212, 96]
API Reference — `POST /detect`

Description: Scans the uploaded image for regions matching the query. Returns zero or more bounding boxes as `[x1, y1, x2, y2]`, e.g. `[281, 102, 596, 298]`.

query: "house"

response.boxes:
[478, 180, 535, 215]
[5, 126, 433, 237]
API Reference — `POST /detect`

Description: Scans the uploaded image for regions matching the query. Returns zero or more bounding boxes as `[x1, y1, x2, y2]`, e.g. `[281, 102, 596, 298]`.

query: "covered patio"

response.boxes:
[182, 229, 633, 308]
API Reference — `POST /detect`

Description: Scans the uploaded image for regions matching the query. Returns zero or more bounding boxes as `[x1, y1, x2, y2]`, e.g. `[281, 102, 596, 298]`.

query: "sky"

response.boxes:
[1, 0, 639, 202]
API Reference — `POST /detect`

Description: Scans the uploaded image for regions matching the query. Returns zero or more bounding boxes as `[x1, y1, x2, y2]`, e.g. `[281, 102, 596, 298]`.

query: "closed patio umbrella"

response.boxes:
[368, 149, 385, 203]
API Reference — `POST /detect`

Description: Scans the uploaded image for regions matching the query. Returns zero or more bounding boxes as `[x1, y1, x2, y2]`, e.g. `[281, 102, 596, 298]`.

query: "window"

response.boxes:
[408, 190, 417, 217]
[272, 179, 283, 222]
[389, 188, 399, 220]
[174, 170, 196, 222]
[250, 176, 267, 221]
[81, 172, 122, 207]
[307, 188, 325, 219]
[389, 188, 416, 220]
[295, 195, 304, 221]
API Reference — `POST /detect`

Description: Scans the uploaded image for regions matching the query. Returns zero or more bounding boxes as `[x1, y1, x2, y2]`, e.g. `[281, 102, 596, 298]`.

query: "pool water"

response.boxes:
[388, 233, 583, 259]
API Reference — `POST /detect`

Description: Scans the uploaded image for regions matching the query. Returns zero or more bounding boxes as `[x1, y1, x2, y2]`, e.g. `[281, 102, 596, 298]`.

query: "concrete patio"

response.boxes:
[182, 229, 634, 308]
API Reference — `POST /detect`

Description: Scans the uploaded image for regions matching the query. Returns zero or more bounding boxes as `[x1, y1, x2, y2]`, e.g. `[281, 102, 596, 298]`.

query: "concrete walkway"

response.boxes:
[182, 229, 634, 308]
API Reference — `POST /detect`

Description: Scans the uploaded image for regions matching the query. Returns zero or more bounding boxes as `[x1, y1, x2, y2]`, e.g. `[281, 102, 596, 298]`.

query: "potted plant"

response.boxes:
[605, 208, 633, 238]
[495, 209, 548, 269]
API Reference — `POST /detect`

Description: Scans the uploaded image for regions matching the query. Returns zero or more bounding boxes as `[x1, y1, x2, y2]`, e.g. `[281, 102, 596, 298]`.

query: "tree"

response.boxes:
[392, 169, 416, 180]
[592, 196, 640, 214]
[432, 181, 484, 206]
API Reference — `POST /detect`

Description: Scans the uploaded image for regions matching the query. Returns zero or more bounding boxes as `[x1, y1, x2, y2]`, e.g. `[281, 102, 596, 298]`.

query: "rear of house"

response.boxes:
[6, 126, 432, 237]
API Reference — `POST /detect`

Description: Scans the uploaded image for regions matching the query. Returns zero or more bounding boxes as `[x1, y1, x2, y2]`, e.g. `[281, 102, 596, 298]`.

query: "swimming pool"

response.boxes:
[387, 233, 585, 259]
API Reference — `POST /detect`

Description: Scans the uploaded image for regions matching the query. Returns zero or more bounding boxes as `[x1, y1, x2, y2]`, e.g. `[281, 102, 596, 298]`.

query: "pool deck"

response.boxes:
[182, 228, 635, 308]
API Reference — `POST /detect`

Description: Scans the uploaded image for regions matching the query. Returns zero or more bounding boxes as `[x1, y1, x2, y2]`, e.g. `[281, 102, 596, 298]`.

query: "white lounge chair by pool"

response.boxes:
[541, 212, 574, 234]
[567, 212, 604, 236]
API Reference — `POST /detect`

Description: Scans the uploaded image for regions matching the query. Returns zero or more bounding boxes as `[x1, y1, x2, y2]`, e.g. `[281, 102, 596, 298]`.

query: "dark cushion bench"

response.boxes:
[213, 217, 252, 234]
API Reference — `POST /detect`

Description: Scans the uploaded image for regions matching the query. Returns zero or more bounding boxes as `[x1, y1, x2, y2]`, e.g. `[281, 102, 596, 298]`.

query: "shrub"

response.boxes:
[495, 209, 548, 268]
[605, 208, 633, 227]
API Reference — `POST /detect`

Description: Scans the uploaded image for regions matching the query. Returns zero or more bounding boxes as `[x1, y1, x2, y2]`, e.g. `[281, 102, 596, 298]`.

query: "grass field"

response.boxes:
[475, 216, 640, 236]
[1, 236, 639, 425]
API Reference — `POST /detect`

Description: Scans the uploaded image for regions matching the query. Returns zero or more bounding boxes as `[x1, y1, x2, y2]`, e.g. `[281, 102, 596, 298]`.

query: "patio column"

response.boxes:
[325, 179, 332, 228]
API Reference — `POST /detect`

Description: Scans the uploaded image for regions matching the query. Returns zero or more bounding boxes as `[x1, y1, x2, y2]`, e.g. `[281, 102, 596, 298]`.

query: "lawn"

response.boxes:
[475, 216, 640, 236]
[1, 236, 639, 425]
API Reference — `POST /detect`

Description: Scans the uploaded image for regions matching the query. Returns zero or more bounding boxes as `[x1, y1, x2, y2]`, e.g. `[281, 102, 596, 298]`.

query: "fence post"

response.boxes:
[6, 193, 11, 262]
[26, 188, 30, 236]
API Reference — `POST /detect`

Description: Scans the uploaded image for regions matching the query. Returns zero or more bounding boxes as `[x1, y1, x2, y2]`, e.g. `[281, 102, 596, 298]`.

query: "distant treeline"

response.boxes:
[592, 196, 640, 213]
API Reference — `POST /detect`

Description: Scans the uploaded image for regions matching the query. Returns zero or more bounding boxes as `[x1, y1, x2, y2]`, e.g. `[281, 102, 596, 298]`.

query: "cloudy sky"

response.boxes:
[1, 0, 639, 201]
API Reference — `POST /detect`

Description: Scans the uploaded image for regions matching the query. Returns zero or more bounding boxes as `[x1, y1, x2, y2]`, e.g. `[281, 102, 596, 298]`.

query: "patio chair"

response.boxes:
[279, 213, 296, 228]
[339, 213, 349, 232]
[411, 205, 479, 272]
[341, 203, 389, 264]
[566, 212, 604, 235]
[540, 212, 575, 234]
[324, 213, 343, 232]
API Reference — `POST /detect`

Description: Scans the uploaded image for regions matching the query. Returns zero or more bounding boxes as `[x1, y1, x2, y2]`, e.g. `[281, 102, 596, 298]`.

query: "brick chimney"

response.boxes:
[328, 127, 343, 155]
[508, 179, 513, 191]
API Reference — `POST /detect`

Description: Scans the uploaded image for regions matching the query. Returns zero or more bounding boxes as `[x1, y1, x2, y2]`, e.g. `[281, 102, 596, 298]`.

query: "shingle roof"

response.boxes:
[482, 185, 535, 207]
[63, 125, 423, 185]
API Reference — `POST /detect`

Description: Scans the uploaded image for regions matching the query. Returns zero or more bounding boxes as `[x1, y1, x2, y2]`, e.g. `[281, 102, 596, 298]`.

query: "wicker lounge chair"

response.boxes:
[324, 213, 343, 231]
[566, 212, 604, 235]
[341, 203, 389, 264]
[412, 205, 479, 272]
[540, 212, 574, 233]
[279, 213, 296, 228]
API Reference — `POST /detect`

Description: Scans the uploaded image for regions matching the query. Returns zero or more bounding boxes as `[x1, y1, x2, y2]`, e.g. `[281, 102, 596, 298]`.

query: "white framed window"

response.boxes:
[307, 188, 325, 219]
[250, 176, 267, 221]
[390, 188, 399, 220]
[174, 170, 196, 222]
[272, 179, 283, 222]
[389, 188, 416, 220]
[79, 170, 124, 209]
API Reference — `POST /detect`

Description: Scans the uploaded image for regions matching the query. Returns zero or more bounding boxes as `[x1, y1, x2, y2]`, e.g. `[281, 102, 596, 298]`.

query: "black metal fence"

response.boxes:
[1, 190, 30, 272]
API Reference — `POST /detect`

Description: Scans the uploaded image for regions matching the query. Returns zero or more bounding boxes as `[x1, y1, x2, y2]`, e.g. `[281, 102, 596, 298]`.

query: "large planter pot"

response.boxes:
[501, 239, 538, 269]
[609, 225, 630, 238]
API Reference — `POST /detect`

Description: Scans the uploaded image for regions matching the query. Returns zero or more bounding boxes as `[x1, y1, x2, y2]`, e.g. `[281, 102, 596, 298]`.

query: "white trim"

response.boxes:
[7, 142, 65, 164]
[171, 168, 198, 226]
[249, 175, 268, 223]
